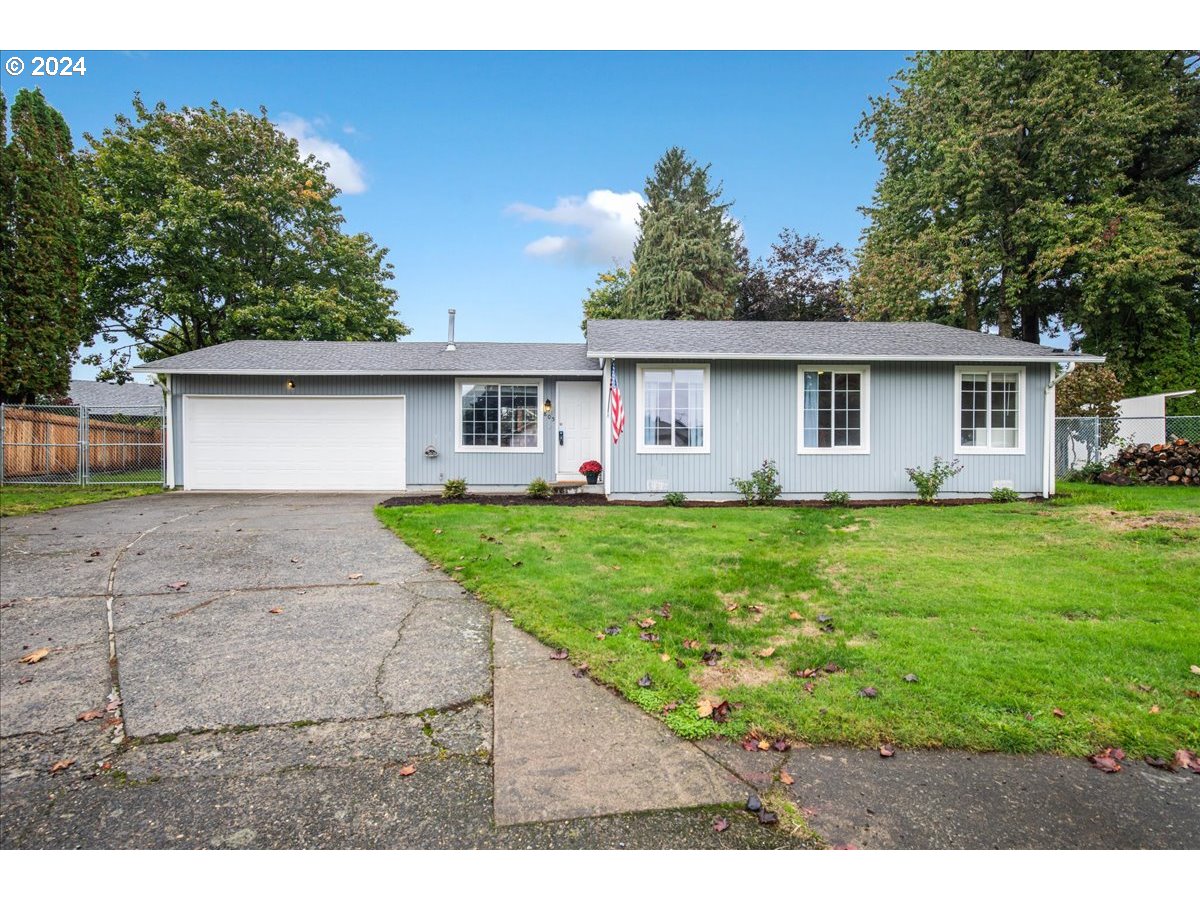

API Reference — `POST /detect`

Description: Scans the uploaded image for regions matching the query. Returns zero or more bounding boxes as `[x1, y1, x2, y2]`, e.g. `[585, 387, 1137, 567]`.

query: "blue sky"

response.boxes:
[4, 50, 909, 375]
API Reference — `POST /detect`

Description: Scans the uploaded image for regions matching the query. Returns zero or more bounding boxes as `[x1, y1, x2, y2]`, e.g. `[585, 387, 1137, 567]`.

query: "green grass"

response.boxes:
[0, 483, 162, 517]
[377, 483, 1200, 757]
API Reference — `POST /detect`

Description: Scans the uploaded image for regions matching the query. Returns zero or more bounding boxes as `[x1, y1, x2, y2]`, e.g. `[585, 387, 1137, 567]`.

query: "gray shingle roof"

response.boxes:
[66, 379, 164, 409]
[135, 340, 600, 375]
[585, 319, 1104, 362]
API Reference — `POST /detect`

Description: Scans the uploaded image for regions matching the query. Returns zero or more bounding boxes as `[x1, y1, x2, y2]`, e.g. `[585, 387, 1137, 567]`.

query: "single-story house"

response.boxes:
[65, 379, 165, 412]
[135, 315, 1103, 498]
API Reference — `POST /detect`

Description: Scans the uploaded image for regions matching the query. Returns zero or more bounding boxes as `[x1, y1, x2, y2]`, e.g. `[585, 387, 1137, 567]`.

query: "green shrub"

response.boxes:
[1064, 461, 1107, 484]
[824, 490, 850, 507]
[990, 486, 1021, 503]
[731, 459, 782, 506]
[441, 478, 468, 499]
[905, 457, 963, 503]
[663, 491, 686, 507]
[527, 478, 551, 499]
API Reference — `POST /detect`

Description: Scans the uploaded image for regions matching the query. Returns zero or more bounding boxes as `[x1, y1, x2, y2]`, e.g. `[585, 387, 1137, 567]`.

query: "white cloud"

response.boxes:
[508, 189, 644, 265]
[277, 114, 367, 195]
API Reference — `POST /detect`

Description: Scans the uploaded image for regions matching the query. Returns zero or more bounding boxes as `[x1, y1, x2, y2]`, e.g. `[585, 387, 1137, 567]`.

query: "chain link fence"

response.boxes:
[1055, 415, 1200, 477]
[1, 404, 165, 486]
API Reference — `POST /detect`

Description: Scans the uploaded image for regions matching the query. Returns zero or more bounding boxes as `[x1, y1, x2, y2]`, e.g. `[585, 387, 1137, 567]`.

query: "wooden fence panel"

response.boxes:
[2, 406, 162, 480]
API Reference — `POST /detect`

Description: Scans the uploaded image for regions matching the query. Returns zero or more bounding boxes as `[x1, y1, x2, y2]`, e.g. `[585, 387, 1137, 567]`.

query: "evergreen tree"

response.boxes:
[0, 88, 84, 403]
[624, 147, 742, 320]
[79, 96, 408, 380]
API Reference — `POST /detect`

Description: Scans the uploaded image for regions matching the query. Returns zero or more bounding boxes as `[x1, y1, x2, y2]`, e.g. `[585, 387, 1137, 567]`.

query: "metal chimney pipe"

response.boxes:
[446, 308, 457, 351]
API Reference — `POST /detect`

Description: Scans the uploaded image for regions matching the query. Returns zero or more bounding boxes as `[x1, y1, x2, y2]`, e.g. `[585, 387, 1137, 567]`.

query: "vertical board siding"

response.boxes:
[170, 375, 598, 489]
[609, 359, 1051, 496]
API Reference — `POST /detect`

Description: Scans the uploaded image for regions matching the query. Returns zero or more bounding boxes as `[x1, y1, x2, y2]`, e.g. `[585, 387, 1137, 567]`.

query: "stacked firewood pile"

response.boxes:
[1101, 438, 1200, 486]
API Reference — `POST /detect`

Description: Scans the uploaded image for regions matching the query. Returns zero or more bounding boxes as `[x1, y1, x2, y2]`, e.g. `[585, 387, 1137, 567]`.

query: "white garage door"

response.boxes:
[183, 396, 406, 491]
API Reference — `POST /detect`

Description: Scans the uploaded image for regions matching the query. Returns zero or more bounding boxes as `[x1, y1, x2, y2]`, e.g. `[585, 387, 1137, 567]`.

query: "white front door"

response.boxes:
[556, 381, 602, 481]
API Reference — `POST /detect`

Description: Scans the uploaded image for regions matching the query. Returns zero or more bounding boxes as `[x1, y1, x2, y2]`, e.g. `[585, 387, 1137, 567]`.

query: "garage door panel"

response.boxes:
[184, 396, 405, 491]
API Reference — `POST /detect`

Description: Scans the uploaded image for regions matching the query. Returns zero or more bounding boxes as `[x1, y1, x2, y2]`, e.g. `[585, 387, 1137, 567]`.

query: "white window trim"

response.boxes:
[954, 365, 1026, 455]
[454, 377, 544, 454]
[635, 363, 711, 455]
[796, 365, 871, 455]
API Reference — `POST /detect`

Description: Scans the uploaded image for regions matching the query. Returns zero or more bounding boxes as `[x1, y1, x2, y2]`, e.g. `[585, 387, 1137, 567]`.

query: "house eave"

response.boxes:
[132, 367, 603, 377]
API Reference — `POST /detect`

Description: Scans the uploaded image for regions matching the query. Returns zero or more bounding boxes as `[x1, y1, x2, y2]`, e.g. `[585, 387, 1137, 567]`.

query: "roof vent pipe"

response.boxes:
[446, 308, 457, 351]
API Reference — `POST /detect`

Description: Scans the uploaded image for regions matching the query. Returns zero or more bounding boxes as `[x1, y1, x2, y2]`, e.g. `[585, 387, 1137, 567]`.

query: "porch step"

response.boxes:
[550, 480, 587, 495]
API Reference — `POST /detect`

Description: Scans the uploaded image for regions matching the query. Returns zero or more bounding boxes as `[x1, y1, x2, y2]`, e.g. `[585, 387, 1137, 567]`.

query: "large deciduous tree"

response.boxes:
[0, 88, 84, 403]
[852, 51, 1199, 413]
[623, 147, 742, 320]
[79, 96, 408, 380]
[736, 230, 851, 321]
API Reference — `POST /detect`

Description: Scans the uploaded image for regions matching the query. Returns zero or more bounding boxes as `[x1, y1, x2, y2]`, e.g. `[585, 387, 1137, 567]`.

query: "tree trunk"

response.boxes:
[960, 274, 979, 332]
[1020, 305, 1040, 343]
[997, 268, 1013, 338]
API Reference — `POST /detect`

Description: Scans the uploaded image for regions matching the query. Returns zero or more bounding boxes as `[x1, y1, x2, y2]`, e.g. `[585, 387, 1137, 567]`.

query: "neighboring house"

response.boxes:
[135, 316, 1103, 498]
[65, 379, 165, 412]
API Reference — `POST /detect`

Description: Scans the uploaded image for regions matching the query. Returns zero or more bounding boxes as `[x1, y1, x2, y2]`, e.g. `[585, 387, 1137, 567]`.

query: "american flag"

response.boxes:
[609, 361, 626, 444]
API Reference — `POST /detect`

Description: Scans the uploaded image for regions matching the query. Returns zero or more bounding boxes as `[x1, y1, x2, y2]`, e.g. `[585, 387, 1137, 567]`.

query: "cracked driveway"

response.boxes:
[1, 493, 783, 850]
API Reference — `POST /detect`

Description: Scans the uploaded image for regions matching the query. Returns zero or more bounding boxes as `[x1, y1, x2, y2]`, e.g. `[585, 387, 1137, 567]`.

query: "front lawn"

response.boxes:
[0, 483, 163, 517]
[377, 484, 1200, 756]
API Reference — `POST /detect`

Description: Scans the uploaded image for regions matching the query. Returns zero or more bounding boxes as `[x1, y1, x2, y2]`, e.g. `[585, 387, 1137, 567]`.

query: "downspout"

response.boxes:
[1043, 361, 1075, 498]
[602, 357, 612, 500]
[163, 374, 176, 489]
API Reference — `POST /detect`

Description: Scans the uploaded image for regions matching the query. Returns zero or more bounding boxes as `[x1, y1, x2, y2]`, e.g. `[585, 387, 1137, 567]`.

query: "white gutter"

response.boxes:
[133, 368, 603, 377]
[587, 351, 1107, 364]
[1043, 361, 1077, 498]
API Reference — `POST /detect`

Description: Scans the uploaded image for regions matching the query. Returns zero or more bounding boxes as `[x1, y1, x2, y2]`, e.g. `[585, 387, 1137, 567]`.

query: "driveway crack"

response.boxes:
[373, 599, 424, 714]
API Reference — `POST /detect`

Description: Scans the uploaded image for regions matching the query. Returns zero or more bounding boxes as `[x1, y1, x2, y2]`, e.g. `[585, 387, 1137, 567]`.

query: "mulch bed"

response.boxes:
[379, 493, 1038, 509]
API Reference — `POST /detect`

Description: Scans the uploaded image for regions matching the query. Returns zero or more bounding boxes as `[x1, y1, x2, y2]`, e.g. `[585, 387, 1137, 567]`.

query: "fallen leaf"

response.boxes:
[725, 603, 739, 612]
[902, 673, 919, 683]
[879, 743, 895, 758]
[639, 632, 659, 642]
[1053, 708, 1065, 718]
[347, 573, 363, 580]
[1135, 684, 1154, 693]
[857, 686, 878, 699]
[741, 738, 758, 751]
[662, 701, 678, 713]
[660, 653, 671, 662]
[1191, 665, 1200, 676]
[780, 771, 795, 785]
[638, 618, 656, 628]
[105, 698, 122, 712]
[758, 739, 771, 751]
[1175, 749, 1200, 773]
[817, 614, 833, 623]
[803, 680, 816, 694]
[166, 581, 188, 591]
[594, 632, 606, 641]
[77, 708, 104, 722]
[1186, 690, 1200, 699]
[49, 758, 75, 775]
[572, 667, 588, 679]
[773, 739, 790, 752]
[1144, 756, 1170, 770]
[603, 625, 622, 636]
[757, 647, 775, 658]
[549, 648, 569, 660]
[702, 648, 722, 666]
[658, 603, 672, 619]
[19, 648, 50, 665]
[757, 809, 779, 826]
[1088, 747, 1124, 773]
[822, 662, 841, 674]
[788, 611, 803, 620]
[712, 700, 732, 723]
[397, 764, 416, 777]
[745, 794, 762, 812]
[1149, 705, 1160, 714]
[268, 607, 284, 615]
[713, 817, 730, 833]
[637, 674, 653, 688]
[433, 528, 443, 535]
[696, 699, 713, 718]
[747, 604, 764, 614]
[796, 667, 818, 678]
[682, 639, 701, 650]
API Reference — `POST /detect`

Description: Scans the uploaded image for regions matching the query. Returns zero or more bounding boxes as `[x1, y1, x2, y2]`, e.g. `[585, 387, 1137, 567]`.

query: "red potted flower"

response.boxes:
[579, 459, 602, 485]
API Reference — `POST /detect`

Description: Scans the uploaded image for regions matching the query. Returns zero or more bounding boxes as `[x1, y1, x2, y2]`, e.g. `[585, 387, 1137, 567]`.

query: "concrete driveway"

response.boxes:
[0, 493, 766, 849]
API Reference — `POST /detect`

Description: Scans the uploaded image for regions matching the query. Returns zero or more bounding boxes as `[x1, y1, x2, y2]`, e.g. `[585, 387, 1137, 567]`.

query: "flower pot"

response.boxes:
[585, 472, 599, 485]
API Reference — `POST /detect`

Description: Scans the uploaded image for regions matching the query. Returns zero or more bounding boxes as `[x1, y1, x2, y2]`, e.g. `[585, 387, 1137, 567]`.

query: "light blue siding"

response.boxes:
[168, 374, 597, 489]
[607, 359, 1052, 497]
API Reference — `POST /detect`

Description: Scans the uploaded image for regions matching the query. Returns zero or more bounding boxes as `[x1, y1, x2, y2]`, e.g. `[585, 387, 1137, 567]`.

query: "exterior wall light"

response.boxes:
[543, 398, 553, 416]
[286, 379, 296, 390]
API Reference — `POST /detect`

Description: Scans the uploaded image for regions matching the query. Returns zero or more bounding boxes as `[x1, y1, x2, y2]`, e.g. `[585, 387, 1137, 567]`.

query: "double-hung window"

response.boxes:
[798, 366, 870, 454]
[636, 365, 709, 453]
[456, 379, 542, 452]
[955, 367, 1024, 453]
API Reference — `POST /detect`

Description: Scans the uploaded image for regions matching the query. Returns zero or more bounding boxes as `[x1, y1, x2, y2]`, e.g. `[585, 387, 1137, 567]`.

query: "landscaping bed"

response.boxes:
[379, 493, 1029, 509]
[377, 482, 1200, 758]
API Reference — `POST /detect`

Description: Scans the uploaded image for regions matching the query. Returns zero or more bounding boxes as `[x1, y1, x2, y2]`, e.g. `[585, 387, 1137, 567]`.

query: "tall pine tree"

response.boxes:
[0, 88, 84, 403]
[623, 147, 742, 320]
